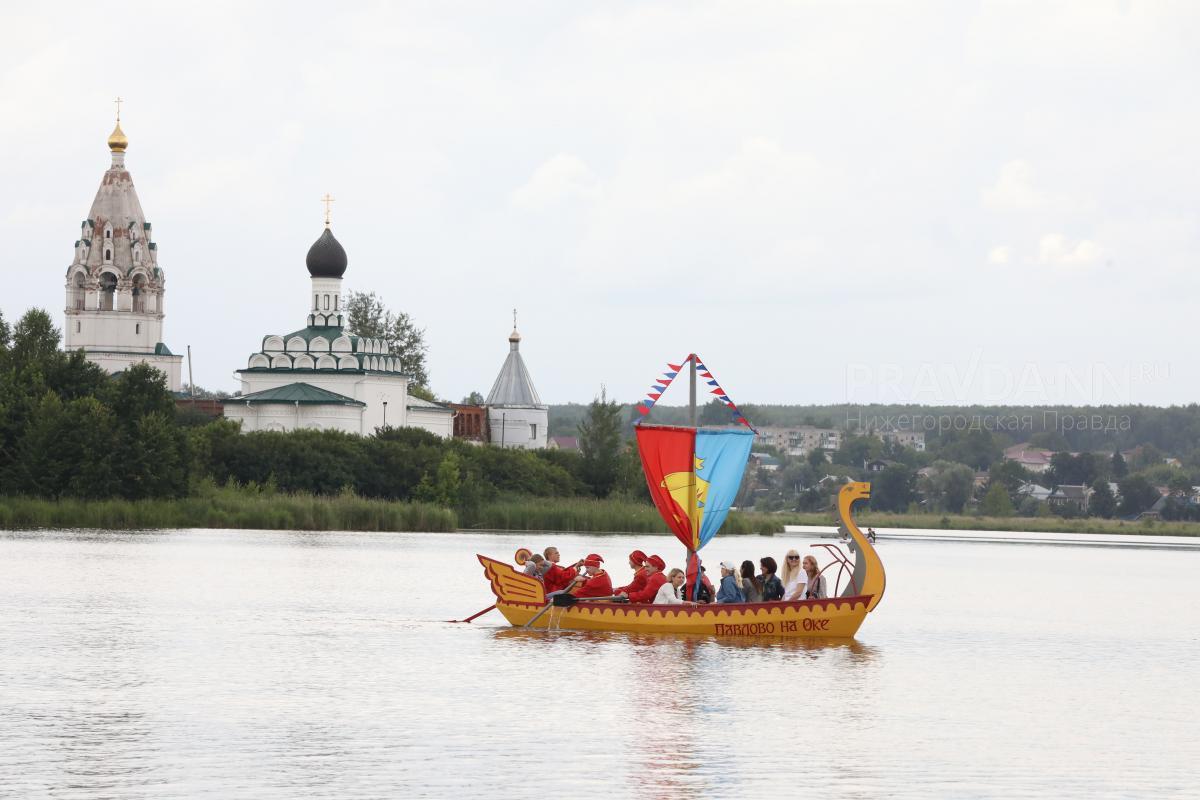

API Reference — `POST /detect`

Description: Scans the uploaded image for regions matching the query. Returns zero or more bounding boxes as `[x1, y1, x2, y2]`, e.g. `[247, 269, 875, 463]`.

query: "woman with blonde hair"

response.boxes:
[801, 555, 827, 599]
[780, 549, 807, 601]
[654, 568, 698, 605]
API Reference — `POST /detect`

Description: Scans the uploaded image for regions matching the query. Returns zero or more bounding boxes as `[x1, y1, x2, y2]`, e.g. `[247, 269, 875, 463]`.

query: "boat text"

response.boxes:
[714, 618, 830, 636]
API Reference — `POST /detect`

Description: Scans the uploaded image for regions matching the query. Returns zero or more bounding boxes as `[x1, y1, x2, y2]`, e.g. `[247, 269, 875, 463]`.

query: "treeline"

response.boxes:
[549, 401, 1200, 460]
[0, 309, 647, 508]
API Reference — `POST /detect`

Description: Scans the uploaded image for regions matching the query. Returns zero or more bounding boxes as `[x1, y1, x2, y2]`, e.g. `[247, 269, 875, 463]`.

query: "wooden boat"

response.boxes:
[479, 481, 885, 639]
[477, 355, 886, 638]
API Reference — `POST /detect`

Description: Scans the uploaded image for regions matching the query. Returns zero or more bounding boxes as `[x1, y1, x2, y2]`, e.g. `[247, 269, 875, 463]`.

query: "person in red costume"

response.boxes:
[574, 554, 614, 598]
[542, 546, 581, 594]
[614, 549, 649, 596]
[621, 554, 667, 603]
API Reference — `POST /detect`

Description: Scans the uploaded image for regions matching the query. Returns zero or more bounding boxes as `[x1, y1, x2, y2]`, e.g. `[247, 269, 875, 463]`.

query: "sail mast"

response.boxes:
[687, 354, 698, 568]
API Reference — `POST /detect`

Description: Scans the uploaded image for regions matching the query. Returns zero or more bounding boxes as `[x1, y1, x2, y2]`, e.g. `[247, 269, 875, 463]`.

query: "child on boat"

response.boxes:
[619, 554, 667, 603]
[614, 550, 649, 596]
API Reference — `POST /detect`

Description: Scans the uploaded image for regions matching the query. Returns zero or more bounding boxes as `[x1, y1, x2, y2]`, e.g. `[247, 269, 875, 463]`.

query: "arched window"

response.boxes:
[324, 294, 330, 310]
[131, 274, 147, 313]
[69, 272, 86, 310]
[314, 294, 320, 310]
[99, 273, 117, 311]
[103, 247, 112, 263]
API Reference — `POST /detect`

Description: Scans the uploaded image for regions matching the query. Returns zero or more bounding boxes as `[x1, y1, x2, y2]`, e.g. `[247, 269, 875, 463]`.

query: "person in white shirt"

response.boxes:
[780, 549, 806, 601]
[654, 569, 698, 605]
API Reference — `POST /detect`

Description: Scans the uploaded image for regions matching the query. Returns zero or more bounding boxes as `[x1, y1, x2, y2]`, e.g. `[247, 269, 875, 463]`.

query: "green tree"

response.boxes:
[577, 388, 623, 497]
[345, 290, 430, 389]
[927, 461, 977, 513]
[461, 391, 484, 405]
[1089, 478, 1116, 519]
[1117, 475, 1159, 516]
[871, 463, 916, 512]
[806, 447, 827, 468]
[988, 459, 1029, 494]
[414, 451, 462, 506]
[1110, 450, 1128, 478]
[980, 482, 1015, 517]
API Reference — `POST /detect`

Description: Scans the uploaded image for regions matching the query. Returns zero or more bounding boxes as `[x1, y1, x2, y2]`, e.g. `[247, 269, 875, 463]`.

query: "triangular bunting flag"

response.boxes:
[638, 405, 650, 415]
[706, 380, 719, 386]
[664, 372, 677, 379]
[719, 395, 731, 403]
[710, 388, 724, 395]
[668, 363, 683, 372]
[652, 385, 666, 393]
[647, 393, 661, 400]
[700, 372, 713, 379]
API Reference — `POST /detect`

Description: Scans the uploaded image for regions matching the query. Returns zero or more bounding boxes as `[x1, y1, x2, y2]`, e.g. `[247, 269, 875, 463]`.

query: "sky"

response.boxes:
[1, 1, 1197, 408]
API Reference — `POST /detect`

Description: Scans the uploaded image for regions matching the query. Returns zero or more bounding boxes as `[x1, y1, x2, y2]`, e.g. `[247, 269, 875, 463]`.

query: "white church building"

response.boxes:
[221, 219, 453, 437]
[485, 318, 548, 449]
[64, 115, 182, 390]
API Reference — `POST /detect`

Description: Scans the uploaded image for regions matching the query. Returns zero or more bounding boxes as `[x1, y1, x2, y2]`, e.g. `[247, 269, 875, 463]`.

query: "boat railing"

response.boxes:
[811, 543, 858, 596]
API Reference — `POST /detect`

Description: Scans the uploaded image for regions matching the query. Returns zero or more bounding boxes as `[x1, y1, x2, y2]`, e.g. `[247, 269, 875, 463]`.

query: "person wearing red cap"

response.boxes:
[614, 550, 649, 596]
[621, 554, 667, 603]
[574, 554, 614, 598]
[542, 546, 581, 594]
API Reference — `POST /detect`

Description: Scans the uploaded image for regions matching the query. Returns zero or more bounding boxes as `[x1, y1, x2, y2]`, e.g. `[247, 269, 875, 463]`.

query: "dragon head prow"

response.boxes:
[842, 480, 872, 504]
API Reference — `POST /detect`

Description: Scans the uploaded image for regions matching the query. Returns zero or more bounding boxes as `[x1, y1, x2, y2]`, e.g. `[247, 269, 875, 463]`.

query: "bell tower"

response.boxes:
[63, 101, 182, 391]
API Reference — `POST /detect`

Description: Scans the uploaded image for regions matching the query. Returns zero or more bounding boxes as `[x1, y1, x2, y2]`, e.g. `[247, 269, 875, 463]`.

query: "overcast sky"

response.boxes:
[2, 2, 1197, 407]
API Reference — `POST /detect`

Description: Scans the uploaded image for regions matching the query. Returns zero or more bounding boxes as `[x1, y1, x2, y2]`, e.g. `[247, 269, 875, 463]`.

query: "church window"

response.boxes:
[135, 323, 140, 334]
[324, 294, 330, 310]
[530, 423, 537, 440]
[104, 228, 112, 239]
[104, 248, 112, 263]
[315, 294, 320, 310]
[99, 273, 117, 311]
[76, 321, 81, 333]
[334, 295, 338, 310]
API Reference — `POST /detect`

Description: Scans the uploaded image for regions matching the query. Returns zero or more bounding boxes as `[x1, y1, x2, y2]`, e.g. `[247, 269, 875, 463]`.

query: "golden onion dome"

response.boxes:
[107, 121, 128, 152]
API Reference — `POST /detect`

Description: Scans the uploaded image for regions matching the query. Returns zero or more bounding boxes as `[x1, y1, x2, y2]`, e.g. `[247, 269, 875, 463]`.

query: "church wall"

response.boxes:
[238, 371, 412, 435]
[223, 402, 363, 434]
[487, 406, 548, 449]
[407, 408, 454, 439]
[87, 351, 182, 392]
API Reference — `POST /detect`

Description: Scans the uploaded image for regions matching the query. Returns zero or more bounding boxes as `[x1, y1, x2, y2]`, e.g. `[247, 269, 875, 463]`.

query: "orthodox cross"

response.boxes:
[322, 193, 335, 227]
[114, 96, 123, 122]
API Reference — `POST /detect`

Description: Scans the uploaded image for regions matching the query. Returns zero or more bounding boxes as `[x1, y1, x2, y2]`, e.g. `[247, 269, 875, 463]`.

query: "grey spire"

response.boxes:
[485, 315, 544, 407]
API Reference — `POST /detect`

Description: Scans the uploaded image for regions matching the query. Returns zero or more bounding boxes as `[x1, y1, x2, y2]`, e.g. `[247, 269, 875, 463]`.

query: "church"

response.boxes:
[220, 211, 454, 436]
[63, 108, 182, 390]
[62, 108, 552, 446]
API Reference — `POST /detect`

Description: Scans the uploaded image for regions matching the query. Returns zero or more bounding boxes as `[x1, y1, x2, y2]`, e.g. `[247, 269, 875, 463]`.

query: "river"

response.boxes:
[0, 528, 1195, 798]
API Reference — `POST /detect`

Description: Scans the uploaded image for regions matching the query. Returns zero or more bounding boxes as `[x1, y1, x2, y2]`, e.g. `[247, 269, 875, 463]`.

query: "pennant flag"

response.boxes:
[668, 363, 683, 372]
[638, 405, 650, 415]
[719, 395, 731, 403]
[700, 372, 713, 379]
[707, 380, 720, 386]
[710, 388, 724, 395]
[664, 371, 678, 379]
[647, 393, 661, 400]
[642, 399, 654, 407]
[653, 385, 666, 392]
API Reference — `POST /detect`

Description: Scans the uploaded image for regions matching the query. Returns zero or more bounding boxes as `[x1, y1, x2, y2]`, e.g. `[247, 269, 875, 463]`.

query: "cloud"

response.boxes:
[510, 154, 599, 210]
[1037, 234, 1104, 268]
[983, 159, 1044, 210]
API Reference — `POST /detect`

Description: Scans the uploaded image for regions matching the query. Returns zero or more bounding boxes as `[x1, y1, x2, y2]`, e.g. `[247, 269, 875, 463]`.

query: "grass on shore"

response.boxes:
[0, 485, 456, 532]
[1, 489, 1195, 537]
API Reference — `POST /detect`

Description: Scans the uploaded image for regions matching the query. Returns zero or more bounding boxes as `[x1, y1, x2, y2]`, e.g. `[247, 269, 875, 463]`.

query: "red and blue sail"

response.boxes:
[635, 424, 754, 552]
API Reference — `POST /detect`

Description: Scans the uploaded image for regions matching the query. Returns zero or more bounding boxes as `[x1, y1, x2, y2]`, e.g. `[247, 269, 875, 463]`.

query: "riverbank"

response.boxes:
[1, 490, 1195, 537]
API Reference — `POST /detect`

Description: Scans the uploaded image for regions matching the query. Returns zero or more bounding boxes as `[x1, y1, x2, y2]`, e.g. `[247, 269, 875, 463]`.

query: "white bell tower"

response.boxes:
[63, 101, 182, 391]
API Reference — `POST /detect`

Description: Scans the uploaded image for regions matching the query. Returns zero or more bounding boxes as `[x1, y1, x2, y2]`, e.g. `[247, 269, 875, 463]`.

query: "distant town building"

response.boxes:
[549, 436, 579, 451]
[875, 429, 926, 452]
[755, 426, 840, 456]
[64, 116, 182, 390]
[1047, 484, 1092, 514]
[1004, 444, 1054, 473]
[484, 316, 548, 449]
[750, 452, 782, 471]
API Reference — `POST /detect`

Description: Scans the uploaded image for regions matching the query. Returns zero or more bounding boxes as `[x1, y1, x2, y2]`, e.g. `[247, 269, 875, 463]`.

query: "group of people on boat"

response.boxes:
[522, 546, 829, 605]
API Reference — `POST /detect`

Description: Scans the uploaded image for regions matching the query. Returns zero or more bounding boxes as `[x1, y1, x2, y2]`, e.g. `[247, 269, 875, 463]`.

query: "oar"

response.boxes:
[449, 604, 496, 624]
[523, 578, 582, 629]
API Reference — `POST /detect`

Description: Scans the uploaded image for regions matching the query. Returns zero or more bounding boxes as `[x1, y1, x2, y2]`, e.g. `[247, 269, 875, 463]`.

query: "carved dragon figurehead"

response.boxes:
[836, 481, 886, 612]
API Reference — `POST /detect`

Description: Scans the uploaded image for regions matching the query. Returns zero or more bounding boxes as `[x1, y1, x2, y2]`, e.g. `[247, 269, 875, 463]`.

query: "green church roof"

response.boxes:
[223, 382, 365, 406]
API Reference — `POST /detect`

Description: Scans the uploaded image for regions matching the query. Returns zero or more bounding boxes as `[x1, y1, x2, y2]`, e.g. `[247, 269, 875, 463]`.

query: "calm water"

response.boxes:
[0, 529, 1196, 799]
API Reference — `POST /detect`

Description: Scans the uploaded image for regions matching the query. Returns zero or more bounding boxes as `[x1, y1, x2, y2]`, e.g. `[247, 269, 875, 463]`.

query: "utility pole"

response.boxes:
[187, 345, 196, 407]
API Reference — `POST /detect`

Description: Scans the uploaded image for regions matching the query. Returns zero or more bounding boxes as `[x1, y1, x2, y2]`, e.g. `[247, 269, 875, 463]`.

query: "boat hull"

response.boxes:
[495, 596, 871, 638]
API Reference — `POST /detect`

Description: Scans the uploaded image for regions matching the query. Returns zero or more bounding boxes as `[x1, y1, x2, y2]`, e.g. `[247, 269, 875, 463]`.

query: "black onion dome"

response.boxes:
[306, 227, 348, 278]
